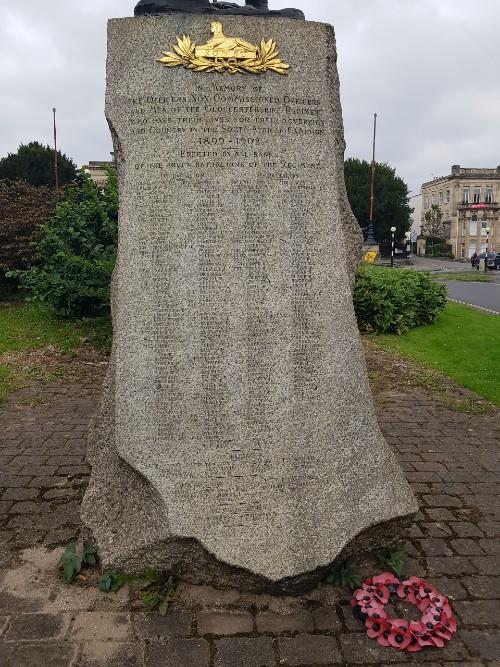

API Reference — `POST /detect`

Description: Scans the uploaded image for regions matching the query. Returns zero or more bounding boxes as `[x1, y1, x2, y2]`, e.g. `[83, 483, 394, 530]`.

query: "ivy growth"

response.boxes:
[58, 542, 98, 584]
[98, 563, 186, 616]
[375, 547, 404, 577]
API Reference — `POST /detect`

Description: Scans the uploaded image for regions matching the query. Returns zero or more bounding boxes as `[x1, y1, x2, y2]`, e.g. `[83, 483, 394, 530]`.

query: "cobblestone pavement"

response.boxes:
[0, 353, 499, 666]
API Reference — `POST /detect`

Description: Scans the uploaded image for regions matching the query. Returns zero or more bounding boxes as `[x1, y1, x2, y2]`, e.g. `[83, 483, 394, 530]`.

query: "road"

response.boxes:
[445, 279, 500, 314]
[397, 256, 500, 313]
[406, 256, 477, 273]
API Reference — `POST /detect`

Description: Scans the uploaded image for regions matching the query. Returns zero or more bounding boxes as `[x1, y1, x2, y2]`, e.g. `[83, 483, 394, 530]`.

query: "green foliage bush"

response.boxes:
[0, 142, 77, 188]
[425, 240, 452, 258]
[354, 265, 447, 335]
[17, 169, 118, 317]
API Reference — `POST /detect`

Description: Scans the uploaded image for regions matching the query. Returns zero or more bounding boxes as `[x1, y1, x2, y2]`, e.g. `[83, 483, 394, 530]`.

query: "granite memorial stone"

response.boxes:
[81, 11, 418, 593]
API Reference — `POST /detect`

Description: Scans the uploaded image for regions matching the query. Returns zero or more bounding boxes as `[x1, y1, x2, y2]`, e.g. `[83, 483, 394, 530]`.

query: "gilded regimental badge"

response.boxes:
[158, 21, 290, 75]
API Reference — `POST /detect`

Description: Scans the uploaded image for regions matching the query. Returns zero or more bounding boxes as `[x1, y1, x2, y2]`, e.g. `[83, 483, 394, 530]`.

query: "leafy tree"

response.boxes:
[0, 142, 77, 188]
[422, 204, 445, 239]
[18, 168, 118, 317]
[421, 205, 449, 256]
[344, 158, 413, 242]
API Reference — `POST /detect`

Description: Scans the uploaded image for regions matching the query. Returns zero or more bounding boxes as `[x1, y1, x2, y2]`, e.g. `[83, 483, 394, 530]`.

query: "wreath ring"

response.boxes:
[351, 572, 457, 653]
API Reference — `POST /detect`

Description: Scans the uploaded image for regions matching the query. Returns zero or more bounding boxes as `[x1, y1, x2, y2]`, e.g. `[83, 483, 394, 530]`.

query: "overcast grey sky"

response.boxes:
[1, 0, 499, 193]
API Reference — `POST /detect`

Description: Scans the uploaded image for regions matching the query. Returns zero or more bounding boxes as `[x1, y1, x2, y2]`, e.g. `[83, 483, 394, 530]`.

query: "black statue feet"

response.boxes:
[135, 0, 213, 14]
[134, 0, 305, 19]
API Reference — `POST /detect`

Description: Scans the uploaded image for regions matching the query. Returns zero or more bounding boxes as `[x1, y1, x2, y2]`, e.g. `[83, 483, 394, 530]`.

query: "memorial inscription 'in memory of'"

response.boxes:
[102, 16, 417, 581]
[122, 79, 329, 534]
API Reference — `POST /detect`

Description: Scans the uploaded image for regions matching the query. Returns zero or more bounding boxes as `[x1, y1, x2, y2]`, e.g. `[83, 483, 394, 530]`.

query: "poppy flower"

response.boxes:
[442, 614, 457, 634]
[397, 583, 418, 605]
[416, 596, 433, 613]
[359, 597, 383, 614]
[428, 595, 453, 618]
[373, 572, 400, 586]
[404, 576, 424, 588]
[387, 619, 412, 650]
[408, 621, 426, 653]
[366, 614, 388, 639]
[416, 582, 438, 601]
[376, 628, 391, 647]
[406, 637, 423, 652]
[415, 632, 436, 648]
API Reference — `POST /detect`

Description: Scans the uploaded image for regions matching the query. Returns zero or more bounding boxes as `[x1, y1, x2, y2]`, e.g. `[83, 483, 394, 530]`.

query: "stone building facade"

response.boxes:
[421, 165, 500, 259]
[82, 161, 114, 187]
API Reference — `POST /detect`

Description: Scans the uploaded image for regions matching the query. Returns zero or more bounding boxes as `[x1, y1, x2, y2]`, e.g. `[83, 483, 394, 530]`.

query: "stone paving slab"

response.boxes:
[0, 350, 499, 666]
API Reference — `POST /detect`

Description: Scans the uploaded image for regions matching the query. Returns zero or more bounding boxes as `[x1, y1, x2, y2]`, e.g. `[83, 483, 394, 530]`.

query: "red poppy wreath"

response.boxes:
[351, 572, 457, 653]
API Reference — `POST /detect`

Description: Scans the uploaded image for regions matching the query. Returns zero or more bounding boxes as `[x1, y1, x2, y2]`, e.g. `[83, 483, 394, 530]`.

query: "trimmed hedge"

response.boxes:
[354, 265, 447, 335]
[0, 180, 57, 274]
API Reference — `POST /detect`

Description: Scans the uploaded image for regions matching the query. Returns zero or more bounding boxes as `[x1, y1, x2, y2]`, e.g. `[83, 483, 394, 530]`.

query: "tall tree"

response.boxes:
[0, 142, 77, 188]
[422, 204, 445, 239]
[344, 158, 413, 242]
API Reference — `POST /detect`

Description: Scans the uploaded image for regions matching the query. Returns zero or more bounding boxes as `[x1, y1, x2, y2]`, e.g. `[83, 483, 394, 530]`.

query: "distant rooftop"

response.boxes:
[422, 164, 500, 188]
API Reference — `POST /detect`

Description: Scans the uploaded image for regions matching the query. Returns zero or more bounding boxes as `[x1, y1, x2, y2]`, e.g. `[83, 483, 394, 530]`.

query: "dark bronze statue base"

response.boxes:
[134, 0, 305, 20]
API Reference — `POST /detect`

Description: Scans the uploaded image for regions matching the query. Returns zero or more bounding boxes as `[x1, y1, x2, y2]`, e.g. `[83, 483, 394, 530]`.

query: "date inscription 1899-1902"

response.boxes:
[134, 0, 305, 20]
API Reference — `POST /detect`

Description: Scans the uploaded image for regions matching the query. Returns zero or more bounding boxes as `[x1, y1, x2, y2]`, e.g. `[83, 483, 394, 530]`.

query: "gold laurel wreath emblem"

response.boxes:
[158, 23, 290, 75]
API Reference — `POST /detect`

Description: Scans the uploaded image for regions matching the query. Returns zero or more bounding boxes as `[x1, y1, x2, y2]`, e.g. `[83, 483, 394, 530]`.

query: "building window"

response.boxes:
[439, 191, 443, 204]
[469, 240, 477, 258]
[424, 195, 429, 209]
[463, 187, 470, 204]
[473, 187, 481, 204]
[431, 193, 436, 205]
[485, 187, 493, 203]
[481, 221, 488, 236]
[446, 190, 451, 203]
[470, 214, 477, 236]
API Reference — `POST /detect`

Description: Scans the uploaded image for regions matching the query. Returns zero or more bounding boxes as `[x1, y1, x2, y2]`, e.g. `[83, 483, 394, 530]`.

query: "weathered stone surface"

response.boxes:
[81, 15, 417, 592]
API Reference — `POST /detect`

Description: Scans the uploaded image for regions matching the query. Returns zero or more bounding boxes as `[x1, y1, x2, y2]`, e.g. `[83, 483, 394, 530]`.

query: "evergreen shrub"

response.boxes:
[17, 169, 118, 317]
[354, 265, 447, 335]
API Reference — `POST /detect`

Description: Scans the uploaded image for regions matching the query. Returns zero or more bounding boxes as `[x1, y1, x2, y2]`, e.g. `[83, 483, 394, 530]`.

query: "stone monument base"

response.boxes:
[83, 366, 411, 594]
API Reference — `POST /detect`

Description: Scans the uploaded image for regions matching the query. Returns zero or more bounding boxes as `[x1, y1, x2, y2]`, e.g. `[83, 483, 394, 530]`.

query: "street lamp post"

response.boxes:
[485, 226, 491, 272]
[52, 108, 59, 190]
[405, 231, 412, 260]
[390, 226, 397, 267]
[366, 113, 378, 245]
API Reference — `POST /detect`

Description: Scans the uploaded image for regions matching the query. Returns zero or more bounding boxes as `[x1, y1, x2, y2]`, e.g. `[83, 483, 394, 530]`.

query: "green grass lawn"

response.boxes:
[0, 303, 111, 402]
[370, 301, 500, 406]
[433, 272, 494, 283]
[0, 303, 111, 355]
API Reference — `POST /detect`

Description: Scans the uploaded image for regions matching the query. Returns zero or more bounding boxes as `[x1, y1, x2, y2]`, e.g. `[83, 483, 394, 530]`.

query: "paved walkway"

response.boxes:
[0, 351, 499, 666]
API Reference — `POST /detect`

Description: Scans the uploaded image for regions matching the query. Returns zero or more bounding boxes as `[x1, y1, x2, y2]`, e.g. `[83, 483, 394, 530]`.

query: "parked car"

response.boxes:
[485, 252, 500, 270]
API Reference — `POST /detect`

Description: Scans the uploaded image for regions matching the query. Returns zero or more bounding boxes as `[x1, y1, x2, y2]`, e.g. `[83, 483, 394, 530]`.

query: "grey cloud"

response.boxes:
[1, 0, 499, 191]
